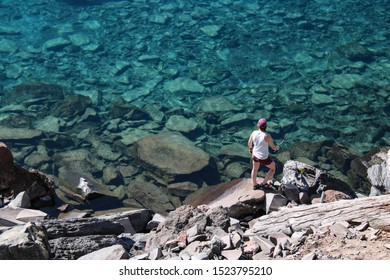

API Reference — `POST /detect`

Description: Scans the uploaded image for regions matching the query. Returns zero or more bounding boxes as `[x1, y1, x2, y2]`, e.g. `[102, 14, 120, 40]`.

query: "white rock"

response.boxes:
[8, 192, 31, 209]
[15, 209, 47, 222]
[221, 249, 242, 260]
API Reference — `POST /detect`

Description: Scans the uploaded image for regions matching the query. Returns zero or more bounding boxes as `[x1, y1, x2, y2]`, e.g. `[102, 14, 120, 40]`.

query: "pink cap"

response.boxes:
[257, 118, 267, 127]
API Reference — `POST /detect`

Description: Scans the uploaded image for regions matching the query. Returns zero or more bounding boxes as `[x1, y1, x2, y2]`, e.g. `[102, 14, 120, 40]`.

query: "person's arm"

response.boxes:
[265, 134, 279, 151]
[247, 132, 254, 154]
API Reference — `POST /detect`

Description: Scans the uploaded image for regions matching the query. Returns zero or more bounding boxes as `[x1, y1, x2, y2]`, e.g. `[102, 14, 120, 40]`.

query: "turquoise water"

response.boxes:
[0, 0, 389, 212]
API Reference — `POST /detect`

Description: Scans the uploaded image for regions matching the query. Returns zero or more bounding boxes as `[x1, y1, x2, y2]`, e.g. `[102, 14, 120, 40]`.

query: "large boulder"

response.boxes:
[49, 235, 122, 260]
[3, 82, 65, 105]
[0, 142, 55, 208]
[51, 94, 92, 120]
[0, 222, 50, 260]
[207, 179, 267, 218]
[134, 131, 218, 184]
[281, 160, 356, 202]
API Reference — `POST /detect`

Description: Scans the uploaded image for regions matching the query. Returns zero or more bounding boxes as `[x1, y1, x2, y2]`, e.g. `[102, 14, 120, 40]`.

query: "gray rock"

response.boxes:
[282, 183, 300, 203]
[220, 112, 251, 127]
[218, 143, 249, 161]
[264, 193, 288, 214]
[191, 252, 209, 260]
[49, 235, 122, 260]
[367, 149, 390, 193]
[252, 236, 275, 255]
[220, 234, 233, 250]
[198, 96, 238, 113]
[0, 39, 18, 53]
[69, 33, 90, 46]
[148, 247, 163, 260]
[355, 222, 369, 232]
[95, 209, 154, 233]
[78, 244, 129, 260]
[337, 41, 374, 62]
[168, 181, 199, 197]
[302, 252, 317, 260]
[51, 94, 92, 119]
[208, 179, 266, 218]
[330, 74, 363, 89]
[122, 180, 177, 214]
[146, 213, 166, 231]
[180, 241, 200, 257]
[0, 208, 27, 227]
[186, 225, 200, 238]
[34, 116, 61, 133]
[0, 25, 21, 35]
[131, 253, 150, 260]
[329, 223, 355, 239]
[0, 222, 50, 260]
[8, 191, 31, 209]
[311, 93, 334, 105]
[15, 209, 47, 223]
[44, 38, 71, 51]
[299, 192, 311, 204]
[0, 126, 43, 141]
[282, 160, 356, 200]
[103, 166, 124, 185]
[134, 131, 215, 184]
[200, 25, 222, 37]
[221, 249, 242, 260]
[164, 77, 205, 94]
[39, 218, 124, 239]
[165, 115, 199, 134]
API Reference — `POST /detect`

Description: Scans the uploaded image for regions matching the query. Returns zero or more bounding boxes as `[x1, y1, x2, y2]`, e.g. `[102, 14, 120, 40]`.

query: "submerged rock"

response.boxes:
[337, 41, 375, 62]
[134, 131, 217, 184]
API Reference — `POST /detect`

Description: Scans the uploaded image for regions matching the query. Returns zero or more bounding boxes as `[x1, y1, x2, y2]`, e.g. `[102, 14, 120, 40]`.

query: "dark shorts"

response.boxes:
[252, 155, 273, 166]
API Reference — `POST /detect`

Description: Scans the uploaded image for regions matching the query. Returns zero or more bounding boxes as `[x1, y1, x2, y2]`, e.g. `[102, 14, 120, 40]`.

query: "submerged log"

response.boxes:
[245, 194, 390, 237]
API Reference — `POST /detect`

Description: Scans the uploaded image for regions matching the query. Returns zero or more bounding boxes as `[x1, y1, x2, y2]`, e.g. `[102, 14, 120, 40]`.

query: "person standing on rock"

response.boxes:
[248, 118, 279, 190]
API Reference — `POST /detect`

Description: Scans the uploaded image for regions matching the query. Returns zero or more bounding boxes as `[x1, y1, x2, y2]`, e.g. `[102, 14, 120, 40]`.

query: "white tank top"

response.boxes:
[252, 130, 269, 160]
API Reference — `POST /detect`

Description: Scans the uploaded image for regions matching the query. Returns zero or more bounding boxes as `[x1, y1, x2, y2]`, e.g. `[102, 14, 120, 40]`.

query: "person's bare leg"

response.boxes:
[262, 161, 276, 185]
[251, 161, 260, 187]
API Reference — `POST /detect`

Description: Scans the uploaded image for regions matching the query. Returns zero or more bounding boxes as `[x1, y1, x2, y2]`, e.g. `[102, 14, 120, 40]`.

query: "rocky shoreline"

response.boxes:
[0, 0, 390, 214]
[1, 142, 389, 260]
[1, 0, 390, 260]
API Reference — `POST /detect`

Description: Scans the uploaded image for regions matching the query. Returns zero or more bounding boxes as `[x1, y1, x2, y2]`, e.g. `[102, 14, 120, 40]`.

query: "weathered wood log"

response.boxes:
[245, 194, 390, 237]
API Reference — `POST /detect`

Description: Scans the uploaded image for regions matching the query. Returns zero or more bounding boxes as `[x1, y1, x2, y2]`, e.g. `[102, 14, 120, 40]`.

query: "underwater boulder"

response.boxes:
[134, 131, 218, 185]
[337, 41, 375, 62]
[4, 82, 65, 105]
[51, 94, 92, 120]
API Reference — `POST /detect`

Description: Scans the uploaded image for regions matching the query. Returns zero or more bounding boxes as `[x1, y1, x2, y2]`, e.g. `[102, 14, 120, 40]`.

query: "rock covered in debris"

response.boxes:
[281, 160, 357, 202]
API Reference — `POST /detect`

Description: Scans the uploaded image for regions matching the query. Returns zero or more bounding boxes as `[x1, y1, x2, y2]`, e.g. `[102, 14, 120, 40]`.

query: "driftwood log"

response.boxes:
[245, 194, 390, 237]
